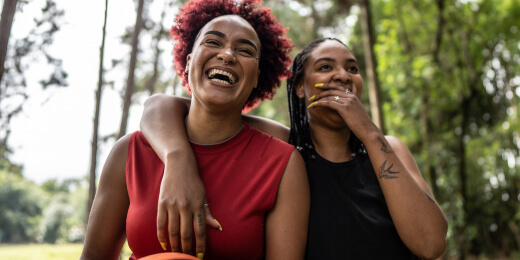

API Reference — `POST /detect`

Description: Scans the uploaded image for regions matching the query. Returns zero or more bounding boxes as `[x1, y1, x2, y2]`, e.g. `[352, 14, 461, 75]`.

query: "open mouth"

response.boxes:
[208, 69, 237, 85]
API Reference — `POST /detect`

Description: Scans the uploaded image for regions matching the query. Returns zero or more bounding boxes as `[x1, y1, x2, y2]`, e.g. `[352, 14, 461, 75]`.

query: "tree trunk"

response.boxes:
[456, 26, 479, 260]
[0, 0, 18, 89]
[358, 0, 385, 133]
[118, 0, 145, 139]
[457, 94, 470, 260]
[86, 0, 109, 227]
[145, 1, 167, 95]
[423, 0, 445, 198]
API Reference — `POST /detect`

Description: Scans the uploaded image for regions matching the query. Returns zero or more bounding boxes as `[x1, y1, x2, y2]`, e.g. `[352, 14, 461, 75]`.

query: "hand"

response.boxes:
[156, 155, 221, 257]
[308, 82, 379, 140]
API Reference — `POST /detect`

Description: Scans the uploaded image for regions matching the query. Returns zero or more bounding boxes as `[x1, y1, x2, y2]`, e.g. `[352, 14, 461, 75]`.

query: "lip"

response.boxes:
[205, 66, 239, 87]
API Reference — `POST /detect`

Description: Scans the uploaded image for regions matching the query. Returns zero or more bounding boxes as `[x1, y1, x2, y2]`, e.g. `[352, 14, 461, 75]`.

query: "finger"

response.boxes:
[315, 82, 345, 91]
[180, 210, 193, 254]
[311, 89, 348, 102]
[194, 208, 206, 260]
[204, 205, 222, 231]
[157, 207, 169, 251]
[167, 209, 181, 252]
[352, 82, 358, 95]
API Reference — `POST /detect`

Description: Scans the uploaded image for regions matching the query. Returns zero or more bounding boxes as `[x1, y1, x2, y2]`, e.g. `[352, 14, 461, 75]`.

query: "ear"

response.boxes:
[185, 54, 191, 73]
[295, 82, 305, 98]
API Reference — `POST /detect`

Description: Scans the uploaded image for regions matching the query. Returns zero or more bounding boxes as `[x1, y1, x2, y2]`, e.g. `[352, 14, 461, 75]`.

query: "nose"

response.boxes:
[332, 68, 350, 85]
[217, 47, 236, 65]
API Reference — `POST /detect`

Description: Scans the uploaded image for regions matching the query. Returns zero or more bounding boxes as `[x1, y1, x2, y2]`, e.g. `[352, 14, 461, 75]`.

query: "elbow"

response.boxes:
[410, 221, 448, 259]
[414, 238, 447, 260]
[413, 228, 448, 260]
[140, 94, 166, 130]
[143, 93, 165, 110]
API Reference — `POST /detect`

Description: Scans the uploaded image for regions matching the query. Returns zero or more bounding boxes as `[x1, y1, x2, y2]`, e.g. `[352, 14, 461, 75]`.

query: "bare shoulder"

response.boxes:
[97, 134, 134, 185]
[109, 134, 132, 164]
[243, 115, 290, 142]
[144, 93, 191, 107]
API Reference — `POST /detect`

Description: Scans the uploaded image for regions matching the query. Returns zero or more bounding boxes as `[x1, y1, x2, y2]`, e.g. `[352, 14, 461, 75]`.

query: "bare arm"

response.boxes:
[141, 94, 212, 255]
[140, 94, 289, 255]
[363, 133, 447, 259]
[265, 149, 310, 260]
[81, 136, 130, 260]
[310, 83, 447, 259]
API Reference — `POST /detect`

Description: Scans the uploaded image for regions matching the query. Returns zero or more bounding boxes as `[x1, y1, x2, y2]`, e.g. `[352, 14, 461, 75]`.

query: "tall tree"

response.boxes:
[0, 0, 67, 161]
[358, 0, 384, 133]
[0, 0, 18, 85]
[144, 1, 168, 96]
[374, 0, 520, 257]
[86, 0, 109, 227]
[117, 0, 145, 139]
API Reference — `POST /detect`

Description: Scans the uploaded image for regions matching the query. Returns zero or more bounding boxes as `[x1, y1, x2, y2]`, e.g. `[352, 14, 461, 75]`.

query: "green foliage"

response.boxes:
[372, 0, 520, 257]
[0, 170, 87, 244]
[38, 178, 87, 244]
[2, 0, 517, 257]
[0, 172, 44, 243]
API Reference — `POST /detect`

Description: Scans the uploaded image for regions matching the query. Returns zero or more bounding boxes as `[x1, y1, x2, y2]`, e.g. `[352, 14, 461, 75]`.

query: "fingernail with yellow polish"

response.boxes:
[308, 101, 317, 108]
[315, 83, 324, 87]
[197, 253, 204, 259]
[308, 95, 315, 101]
[160, 242, 167, 251]
[214, 219, 223, 231]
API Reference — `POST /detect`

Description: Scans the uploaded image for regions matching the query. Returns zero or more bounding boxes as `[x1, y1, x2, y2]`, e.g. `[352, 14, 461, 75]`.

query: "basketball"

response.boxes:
[140, 252, 200, 260]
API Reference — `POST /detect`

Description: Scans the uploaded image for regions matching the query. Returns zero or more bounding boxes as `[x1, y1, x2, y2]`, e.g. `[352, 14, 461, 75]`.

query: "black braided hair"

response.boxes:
[287, 38, 366, 159]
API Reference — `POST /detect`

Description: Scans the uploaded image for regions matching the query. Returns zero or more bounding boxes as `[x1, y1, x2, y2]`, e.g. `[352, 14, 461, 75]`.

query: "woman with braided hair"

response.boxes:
[141, 37, 448, 259]
[81, 0, 310, 259]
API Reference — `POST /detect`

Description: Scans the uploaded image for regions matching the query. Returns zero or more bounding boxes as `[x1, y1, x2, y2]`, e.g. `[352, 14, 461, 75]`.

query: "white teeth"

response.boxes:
[208, 69, 236, 84]
[210, 78, 231, 85]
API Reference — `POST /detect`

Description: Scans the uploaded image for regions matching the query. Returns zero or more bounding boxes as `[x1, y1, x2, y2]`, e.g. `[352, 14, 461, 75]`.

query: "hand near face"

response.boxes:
[307, 82, 380, 140]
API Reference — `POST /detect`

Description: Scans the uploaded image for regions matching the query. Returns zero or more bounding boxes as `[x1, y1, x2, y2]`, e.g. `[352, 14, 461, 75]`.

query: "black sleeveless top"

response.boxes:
[304, 152, 420, 259]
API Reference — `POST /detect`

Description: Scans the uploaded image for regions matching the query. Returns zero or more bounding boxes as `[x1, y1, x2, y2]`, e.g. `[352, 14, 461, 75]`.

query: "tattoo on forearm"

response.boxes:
[198, 214, 203, 227]
[424, 191, 436, 203]
[378, 160, 400, 179]
[378, 137, 394, 153]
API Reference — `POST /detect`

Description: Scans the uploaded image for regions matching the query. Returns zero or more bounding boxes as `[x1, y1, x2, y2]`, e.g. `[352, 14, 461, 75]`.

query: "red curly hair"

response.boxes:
[170, 0, 293, 111]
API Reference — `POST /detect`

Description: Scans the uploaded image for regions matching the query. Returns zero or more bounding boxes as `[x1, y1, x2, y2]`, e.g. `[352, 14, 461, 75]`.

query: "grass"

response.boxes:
[0, 242, 132, 260]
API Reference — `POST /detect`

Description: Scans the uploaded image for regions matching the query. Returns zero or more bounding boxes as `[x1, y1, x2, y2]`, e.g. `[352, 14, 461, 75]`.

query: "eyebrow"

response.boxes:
[314, 57, 357, 65]
[204, 30, 258, 51]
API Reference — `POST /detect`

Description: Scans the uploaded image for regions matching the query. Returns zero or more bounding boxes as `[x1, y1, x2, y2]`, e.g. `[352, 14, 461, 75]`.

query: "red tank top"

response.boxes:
[126, 123, 294, 259]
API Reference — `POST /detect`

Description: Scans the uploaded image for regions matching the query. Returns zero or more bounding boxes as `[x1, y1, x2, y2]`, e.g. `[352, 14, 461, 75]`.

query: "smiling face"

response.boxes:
[186, 15, 261, 111]
[297, 40, 364, 124]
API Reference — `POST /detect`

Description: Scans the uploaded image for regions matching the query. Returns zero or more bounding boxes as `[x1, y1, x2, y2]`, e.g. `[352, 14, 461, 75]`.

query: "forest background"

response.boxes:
[1, 0, 519, 259]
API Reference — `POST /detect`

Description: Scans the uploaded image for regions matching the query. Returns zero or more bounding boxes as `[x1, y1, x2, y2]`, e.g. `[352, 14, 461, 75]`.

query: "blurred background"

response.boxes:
[0, 0, 519, 259]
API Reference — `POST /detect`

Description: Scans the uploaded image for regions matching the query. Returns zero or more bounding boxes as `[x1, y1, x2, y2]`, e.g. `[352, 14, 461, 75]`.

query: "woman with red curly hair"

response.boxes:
[80, 0, 309, 259]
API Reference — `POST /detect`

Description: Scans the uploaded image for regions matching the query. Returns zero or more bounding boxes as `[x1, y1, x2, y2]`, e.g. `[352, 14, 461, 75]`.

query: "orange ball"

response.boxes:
[140, 252, 200, 260]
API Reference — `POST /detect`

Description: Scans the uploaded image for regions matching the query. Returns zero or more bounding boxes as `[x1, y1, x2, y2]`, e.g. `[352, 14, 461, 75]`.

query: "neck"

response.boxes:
[309, 123, 353, 162]
[186, 104, 243, 145]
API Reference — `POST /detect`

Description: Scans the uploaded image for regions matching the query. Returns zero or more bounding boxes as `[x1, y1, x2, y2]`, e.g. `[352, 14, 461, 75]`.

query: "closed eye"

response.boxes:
[237, 48, 254, 56]
[204, 39, 220, 46]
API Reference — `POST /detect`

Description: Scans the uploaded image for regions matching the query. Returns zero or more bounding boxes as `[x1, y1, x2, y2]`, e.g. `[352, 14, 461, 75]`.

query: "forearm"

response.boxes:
[140, 94, 192, 163]
[361, 131, 447, 259]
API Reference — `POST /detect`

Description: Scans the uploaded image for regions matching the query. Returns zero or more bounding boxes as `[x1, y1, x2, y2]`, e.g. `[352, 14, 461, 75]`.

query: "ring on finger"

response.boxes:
[334, 96, 340, 101]
[203, 203, 209, 208]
